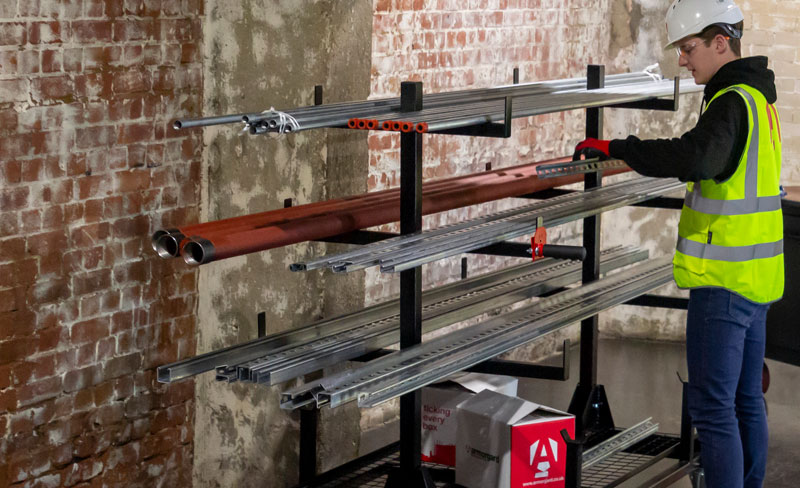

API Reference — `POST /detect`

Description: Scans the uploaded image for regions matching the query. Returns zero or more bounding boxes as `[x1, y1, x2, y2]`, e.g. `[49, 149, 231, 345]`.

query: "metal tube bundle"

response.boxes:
[158, 246, 646, 384]
[151, 156, 633, 266]
[217, 247, 646, 386]
[280, 257, 673, 410]
[407, 78, 700, 134]
[292, 176, 683, 274]
[346, 77, 700, 134]
[172, 72, 657, 133]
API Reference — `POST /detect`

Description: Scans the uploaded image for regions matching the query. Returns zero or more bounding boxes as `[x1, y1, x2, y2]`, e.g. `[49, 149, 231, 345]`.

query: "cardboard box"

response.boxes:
[456, 389, 575, 488]
[421, 372, 518, 466]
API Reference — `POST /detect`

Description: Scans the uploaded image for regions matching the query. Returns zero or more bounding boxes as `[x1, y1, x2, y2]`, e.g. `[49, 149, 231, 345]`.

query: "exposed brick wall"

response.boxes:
[745, 0, 800, 184]
[360, 0, 613, 433]
[0, 1, 202, 486]
[365, 0, 611, 306]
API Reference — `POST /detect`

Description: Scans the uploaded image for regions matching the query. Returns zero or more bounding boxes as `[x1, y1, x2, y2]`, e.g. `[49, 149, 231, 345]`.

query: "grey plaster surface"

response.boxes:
[195, 1, 372, 486]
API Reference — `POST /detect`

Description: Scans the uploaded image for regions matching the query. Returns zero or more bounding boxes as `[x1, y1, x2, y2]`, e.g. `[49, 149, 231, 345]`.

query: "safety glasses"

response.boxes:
[675, 40, 701, 58]
[676, 36, 731, 58]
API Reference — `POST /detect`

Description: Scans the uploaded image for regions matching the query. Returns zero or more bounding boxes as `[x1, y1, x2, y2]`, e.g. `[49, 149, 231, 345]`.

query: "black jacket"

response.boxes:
[608, 56, 777, 183]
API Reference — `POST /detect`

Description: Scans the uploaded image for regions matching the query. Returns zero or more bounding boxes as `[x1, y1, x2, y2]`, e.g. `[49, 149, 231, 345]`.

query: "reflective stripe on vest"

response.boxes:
[678, 86, 783, 263]
[677, 237, 783, 262]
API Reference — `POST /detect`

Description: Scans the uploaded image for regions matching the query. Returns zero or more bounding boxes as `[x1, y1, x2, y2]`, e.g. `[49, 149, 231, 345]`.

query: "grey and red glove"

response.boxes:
[573, 138, 611, 161]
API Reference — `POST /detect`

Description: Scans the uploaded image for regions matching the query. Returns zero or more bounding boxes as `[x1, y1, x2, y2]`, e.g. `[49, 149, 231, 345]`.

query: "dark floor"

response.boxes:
[358, 338, 800, 487]
[515, 338, 800, 488]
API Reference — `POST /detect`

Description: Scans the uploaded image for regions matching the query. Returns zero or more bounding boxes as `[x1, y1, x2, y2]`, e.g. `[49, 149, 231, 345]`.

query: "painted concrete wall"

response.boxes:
[194, 1, 371, 486]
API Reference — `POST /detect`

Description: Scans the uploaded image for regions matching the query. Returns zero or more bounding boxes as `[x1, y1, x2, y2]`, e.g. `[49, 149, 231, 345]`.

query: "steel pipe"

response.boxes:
[173, 72, 656, 132]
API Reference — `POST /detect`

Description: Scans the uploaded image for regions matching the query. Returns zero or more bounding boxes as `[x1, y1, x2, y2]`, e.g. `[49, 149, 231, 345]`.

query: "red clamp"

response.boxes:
[531, 226, 546, 261]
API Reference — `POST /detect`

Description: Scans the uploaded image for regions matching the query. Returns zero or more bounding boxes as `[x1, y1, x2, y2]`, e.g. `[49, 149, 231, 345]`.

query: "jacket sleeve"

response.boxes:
[608, 92, 748, 183]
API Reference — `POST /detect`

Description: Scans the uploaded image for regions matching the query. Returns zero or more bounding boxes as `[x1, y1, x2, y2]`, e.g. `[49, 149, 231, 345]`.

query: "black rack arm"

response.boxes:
[517, 188, 580, 199]
[631, 196, 684, 209]
[562, 429, 585, 488]
[625, 294, 689, 310]
[428, 95, 513, 138]
[318, 230, 398, 246]
[606, 76, 681, 111]
[467, 339, 570, 380]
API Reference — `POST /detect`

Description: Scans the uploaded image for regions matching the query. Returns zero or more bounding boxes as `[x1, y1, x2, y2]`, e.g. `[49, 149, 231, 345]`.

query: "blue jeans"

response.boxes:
[686, 288, 769, 488]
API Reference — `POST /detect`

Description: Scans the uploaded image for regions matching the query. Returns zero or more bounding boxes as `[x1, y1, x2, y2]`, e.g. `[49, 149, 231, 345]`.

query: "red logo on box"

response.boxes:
[510, 418, 574, 488]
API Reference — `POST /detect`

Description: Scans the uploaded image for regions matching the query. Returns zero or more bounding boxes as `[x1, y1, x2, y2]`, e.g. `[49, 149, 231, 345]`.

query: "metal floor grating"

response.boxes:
[303, 434, 682, 488]
[581, 434, 682, 488]
[307, 448, 457, 488]
[312, 452, 396, 488]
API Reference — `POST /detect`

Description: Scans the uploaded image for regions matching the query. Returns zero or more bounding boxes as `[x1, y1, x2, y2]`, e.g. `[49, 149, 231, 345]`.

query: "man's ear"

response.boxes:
[714, 34, 730, 54]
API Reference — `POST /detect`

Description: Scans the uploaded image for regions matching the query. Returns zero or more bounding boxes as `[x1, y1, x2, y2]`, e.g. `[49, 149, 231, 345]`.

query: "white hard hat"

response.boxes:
[664, 0, 744, 49]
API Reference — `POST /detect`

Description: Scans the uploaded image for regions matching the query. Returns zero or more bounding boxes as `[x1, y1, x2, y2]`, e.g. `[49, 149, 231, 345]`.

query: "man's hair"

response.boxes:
[699, 21, 744, 57]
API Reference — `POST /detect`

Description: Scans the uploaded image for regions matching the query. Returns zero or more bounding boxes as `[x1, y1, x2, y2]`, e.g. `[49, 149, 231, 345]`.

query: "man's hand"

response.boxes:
[573, 138, 611, 161]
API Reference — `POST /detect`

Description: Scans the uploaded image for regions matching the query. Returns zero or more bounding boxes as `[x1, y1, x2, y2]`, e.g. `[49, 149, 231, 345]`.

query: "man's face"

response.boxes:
[675, 36, 717, 85]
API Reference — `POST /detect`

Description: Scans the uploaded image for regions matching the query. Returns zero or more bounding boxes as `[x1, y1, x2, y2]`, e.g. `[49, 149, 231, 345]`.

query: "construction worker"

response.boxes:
[573, 1, 783, 487]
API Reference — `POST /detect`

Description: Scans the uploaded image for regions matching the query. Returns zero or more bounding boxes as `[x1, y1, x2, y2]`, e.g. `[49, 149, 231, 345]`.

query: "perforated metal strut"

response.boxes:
[216, 247, 646, 387]
[291, 176, 683, 275]
[280, 257, 672, 410]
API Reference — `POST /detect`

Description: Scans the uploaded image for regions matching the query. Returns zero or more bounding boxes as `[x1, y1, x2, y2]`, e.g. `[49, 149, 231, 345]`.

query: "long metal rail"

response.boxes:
[344, 77, 695, 130]
[158, 246, 646, 384]
[281, 257, 672, 410]
[173, 72, 654, 131]
[536, 159, 628, 179]
[260, 77, 700, 135]
[582, 418, 660, 469]
[292, 177, 683, 275]
[216, 247, 646, 386]
[418, 79, 699, 133]
[288, 169, 628, 273]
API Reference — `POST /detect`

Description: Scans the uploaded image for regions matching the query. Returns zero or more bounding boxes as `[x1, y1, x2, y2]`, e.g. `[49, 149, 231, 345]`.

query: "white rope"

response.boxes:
[261, 106, 300, 133]
[642, 63, 663, 82]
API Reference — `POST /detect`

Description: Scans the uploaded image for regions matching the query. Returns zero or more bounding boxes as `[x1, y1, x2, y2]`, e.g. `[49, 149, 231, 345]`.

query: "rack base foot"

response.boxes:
[568, 383, 616, 439]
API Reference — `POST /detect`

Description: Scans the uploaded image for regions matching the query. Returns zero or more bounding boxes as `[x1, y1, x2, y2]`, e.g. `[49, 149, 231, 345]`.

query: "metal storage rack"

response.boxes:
[287, 65, 700, 488]
[162, 65, 704, 487]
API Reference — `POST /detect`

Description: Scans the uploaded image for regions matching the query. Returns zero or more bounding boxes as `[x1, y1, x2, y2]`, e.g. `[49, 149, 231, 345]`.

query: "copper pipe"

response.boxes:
[173, 157, 594, 261]
[155, 158, 567, 258]
[179, 159, 631, 265]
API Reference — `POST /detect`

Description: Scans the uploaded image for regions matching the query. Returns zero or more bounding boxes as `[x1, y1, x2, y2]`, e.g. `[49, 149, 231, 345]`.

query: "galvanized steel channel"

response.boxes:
[292, 177, 683, 275]
[159, 246, 646, 384]
[281, 257, 672, 410]
[219, 247, 646, 386]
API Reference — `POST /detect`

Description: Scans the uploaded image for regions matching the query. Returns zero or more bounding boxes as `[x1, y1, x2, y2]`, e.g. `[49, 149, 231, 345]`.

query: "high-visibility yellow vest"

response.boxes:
[673, 84, 784, 304]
